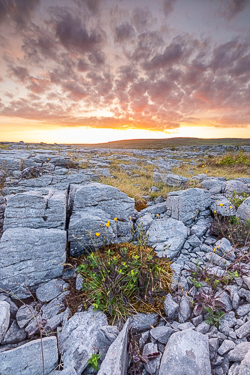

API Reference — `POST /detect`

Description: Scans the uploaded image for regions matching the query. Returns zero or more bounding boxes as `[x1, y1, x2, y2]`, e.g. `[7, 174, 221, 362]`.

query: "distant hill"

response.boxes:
[74, 137, 250, 149]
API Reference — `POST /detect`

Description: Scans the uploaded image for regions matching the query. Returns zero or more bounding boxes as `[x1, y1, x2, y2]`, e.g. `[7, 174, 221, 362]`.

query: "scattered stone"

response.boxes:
[0, 336, 58, 375]
[159, 329, 212, 375]
[36, 279, 67, 302]
[0, 301, 10, 344]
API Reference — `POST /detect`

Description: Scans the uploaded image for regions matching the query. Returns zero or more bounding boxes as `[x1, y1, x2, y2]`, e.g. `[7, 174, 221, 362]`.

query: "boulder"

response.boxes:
[211, 197, 236, 216]
[3, 189, 67, 230]
[97, 319, 130, 375]
[237, 197, 250, 222]
[159, 329, 212, 375]
[202, 178, 225, 194]
[0, 336, 58, 375]
[147, 217, 188, 258]
[58, 307, 108, 374]
[166, 188, 211, 225]
[0, 228, 66, 298]
[0, 301, 10, 344]
[68, 183, 134, 256]
[239, 349, 250, 375]
[225, 180, 250, 196]
[2, 320, 26, 345]
[36, 279, 67, 302]
[162, 174, 189, 187]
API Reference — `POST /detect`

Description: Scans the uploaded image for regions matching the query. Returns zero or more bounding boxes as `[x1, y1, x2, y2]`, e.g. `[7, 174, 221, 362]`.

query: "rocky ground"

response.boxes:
[1, 141, 250, 375]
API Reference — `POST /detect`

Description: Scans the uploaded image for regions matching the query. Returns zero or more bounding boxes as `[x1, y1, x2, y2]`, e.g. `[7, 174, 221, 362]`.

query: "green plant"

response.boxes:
[211, 215, 250, 246]
[190, 278, 202, 288]
[87, 353, 100, 371]
[230, 190, 250, 208]
[205, 307, 225, 327]
[77, 243, 173, 323]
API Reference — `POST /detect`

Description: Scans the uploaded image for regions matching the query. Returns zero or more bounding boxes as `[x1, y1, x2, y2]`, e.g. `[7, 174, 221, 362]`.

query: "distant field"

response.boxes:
[74, 137, 250, 149]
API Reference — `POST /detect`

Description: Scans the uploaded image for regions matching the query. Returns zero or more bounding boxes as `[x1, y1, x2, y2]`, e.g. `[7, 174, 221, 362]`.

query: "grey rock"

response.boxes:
[96, 325, 119, 360]
[228, 362, 241, 375]
[235, 321, 250, 339]
[36, 279, 67, 302]
[0, 301, 10, 344]
[97, 319, 130, 375]
[238, 288, 250, 303]
[41, 292, 67, 320]
[164, 294, 179, 318]
[196, 321, 210, 334]
[140, 202, 167, 216]
[130, 313, 158, 333]
[187, 234, 202, 247]
[209, 338, 219, 360]
[143, 343, 161, 374]
[238, 349, 250, 375]
[218, 339, 235, 355]
[243, 276, 250, 290]
[178, 296, 191, 323]
[236, 304, 250, 317]
[59, 307, 107, 374]
[177, 322, 195, 330]
[4, 189, 66, 230]
[0, 228, 66, 298]
[202, 178, 225, 194]
[0, 336, 58, 375]
[150, 326, 174, 344]
[237, 197, 250, 222]
[211, 197, 236, 216]
[2, 320, 26, 344]
[191, 220, 209, 238]
[68, 183, 134, 256]
[225, 180, 250, 196]
[147, 217, 188, 258]
[0, 295, 18, 319]
[75, 274, 84, 291]
[159, 329, 211, 375]
[215, 237, 234, 258]
[16, 305, 37, 329]
[219, 311, 237, 329]
[162, 174, 189, 187]
[166, 188, 211, 225]
[228, 342, 250, 362]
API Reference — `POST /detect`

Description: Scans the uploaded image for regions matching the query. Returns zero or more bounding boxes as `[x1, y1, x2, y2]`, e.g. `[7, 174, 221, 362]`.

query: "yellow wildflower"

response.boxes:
[214, 210, 217, 213]
[156, 214, 159, 217]
[202, 165, 204, 167]
[229, 206, 232, 209]
[106, 221, 110, 228]
[219, 203, 223, 206]
[213, 248, 216, 252]
[96, 232, 100, 237]
[114, 217, 118, 221]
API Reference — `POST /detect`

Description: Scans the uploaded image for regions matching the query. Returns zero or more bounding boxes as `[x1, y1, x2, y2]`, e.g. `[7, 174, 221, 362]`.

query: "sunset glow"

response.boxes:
[0, 0, 250, 143]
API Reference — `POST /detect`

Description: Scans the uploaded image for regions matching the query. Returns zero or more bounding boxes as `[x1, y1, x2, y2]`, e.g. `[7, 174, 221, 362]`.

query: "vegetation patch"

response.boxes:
[230, 190, 250, 208]
[72, 243, 173, 324]
[211, 214, 250, 247]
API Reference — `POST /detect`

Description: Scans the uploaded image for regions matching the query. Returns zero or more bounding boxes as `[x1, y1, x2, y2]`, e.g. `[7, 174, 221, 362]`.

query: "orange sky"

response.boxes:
[0, 0, 250, 143]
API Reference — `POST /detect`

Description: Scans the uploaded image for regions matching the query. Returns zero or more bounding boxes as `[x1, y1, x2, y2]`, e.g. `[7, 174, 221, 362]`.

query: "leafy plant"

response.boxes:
[210, 215, 250, 246]
[87, 353, 100, 371]
[77, 244, 173, 323]
[190, 278, 202, 288]
[230, 190, 250, 208]
[204, 307, 225, 327]
[193, 289, 226, 316]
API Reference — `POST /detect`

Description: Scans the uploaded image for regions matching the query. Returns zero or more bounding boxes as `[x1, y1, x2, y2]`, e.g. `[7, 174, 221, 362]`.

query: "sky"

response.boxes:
[0, 0, 250, 144]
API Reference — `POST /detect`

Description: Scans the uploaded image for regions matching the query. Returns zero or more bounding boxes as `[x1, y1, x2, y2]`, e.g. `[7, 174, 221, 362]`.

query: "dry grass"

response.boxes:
[0, 144, 10, 150]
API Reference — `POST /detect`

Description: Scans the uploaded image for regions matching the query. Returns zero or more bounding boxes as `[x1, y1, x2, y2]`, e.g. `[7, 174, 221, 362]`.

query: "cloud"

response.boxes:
[162, 0, 177, 17]
[143, 42, 183, 70]
[53, 9, 104, 54]
[0, 0, 40, 27]
[114, 22, 135, 43]
[219, 0, 248, 21]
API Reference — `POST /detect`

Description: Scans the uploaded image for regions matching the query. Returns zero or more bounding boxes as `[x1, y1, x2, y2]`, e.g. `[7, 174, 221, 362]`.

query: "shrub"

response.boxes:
[77, 243, 173, 324]
[210, 214, 250, 246]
